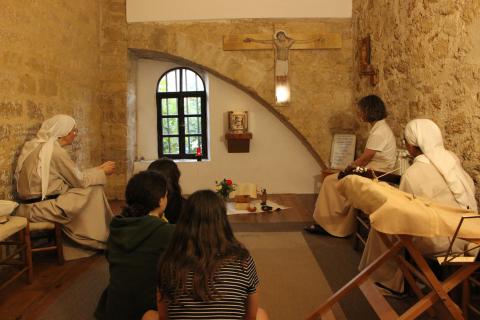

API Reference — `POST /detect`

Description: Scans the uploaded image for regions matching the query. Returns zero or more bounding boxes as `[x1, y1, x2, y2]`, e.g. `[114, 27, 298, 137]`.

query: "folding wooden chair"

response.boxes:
[306, 217, 480, 320]
[435, 216, 480, 319]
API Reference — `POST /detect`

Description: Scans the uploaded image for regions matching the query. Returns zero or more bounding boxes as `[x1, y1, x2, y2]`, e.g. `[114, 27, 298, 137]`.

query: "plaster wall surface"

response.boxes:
[0, 0, 102, 199]
[352, 0, 480, 200]
[127, 0, 352, 22]
[135, 59, 322, 194]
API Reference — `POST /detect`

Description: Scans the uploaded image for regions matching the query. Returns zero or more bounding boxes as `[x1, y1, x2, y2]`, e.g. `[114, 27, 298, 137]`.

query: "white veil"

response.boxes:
[404, 119, 477, 211]
[15, 115, 76, 200]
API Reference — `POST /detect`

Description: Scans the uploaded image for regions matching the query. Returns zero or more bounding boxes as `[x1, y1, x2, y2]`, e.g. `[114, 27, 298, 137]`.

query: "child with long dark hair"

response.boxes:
[143, 190, 269, 320]
[95, 171, 175, 320]
[147, 158, 185, 224]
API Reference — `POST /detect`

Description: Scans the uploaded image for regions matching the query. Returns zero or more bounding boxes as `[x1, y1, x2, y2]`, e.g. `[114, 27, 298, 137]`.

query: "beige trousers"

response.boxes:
[312, 174, 356, 237]
[359, 229, 404, 292]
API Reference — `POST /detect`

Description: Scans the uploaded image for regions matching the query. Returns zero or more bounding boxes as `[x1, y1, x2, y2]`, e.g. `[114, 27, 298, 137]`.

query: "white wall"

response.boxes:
[127, 0, 352, 22]
[134, 59, 322, 194]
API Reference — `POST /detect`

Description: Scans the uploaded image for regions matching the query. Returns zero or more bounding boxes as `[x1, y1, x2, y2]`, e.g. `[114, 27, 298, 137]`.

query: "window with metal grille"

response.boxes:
[156, 68, 208, 160]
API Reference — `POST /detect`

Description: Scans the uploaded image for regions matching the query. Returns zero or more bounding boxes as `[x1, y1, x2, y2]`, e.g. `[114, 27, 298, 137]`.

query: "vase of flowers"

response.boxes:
[215, 178, 236, 201]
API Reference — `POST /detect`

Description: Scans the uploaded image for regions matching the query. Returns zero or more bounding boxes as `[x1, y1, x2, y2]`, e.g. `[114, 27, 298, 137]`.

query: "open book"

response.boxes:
[229, 183, 257, 199]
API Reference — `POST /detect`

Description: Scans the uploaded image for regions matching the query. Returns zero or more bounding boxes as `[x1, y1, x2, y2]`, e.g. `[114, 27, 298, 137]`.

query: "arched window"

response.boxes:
[156, 68, 207, 159]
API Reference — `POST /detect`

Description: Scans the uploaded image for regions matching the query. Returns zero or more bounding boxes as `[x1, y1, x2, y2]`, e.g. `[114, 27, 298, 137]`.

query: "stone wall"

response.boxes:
[99, 0, 131, 199]
[352, 0, 480, 199]
[0, 0, 102, 199]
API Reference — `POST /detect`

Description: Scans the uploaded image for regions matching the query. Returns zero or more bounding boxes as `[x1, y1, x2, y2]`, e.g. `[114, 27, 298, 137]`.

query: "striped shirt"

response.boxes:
[166, 255, 259, 319]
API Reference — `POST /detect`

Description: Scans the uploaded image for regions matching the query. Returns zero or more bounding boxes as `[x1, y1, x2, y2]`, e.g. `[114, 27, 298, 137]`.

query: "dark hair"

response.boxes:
[157, 190, 249, 302]
[121, 171, 168, 218]
[147, 158, 183, 223]
[357, 95, 387, 122]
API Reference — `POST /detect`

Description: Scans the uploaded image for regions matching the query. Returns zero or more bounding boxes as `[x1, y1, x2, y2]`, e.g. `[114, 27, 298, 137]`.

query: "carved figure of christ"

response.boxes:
[244, 31, 295, 82]
[223, 30, 342, 104]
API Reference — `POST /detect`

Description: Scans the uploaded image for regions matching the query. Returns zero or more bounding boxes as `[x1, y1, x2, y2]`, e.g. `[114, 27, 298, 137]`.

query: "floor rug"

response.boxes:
[236, 231, 346, 319]
[40, 230, 346, 320]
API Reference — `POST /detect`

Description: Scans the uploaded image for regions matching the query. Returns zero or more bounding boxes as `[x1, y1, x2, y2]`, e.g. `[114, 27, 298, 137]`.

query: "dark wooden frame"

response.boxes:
[358, 35, 378, 86]
[156, 68, 208, 160]
[228, 111, 248, 133]
[359, 35, 372, 75]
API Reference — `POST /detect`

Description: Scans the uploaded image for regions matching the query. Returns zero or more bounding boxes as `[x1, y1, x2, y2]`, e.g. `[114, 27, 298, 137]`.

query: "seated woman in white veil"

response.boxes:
[360, 118, 477, 294]
[15, 115, 115, 260]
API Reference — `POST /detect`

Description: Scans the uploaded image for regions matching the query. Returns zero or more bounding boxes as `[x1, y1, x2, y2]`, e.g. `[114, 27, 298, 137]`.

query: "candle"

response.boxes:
[196, 147, 202, 156]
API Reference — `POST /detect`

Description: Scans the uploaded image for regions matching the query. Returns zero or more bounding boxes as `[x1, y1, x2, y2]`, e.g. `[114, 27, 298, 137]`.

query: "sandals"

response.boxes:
[374, 282, 408, 300]
[304, 224, 329, 235]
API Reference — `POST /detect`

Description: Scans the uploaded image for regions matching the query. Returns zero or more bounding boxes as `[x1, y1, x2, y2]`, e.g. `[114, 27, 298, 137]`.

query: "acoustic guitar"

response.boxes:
[338, 166, 401, 185]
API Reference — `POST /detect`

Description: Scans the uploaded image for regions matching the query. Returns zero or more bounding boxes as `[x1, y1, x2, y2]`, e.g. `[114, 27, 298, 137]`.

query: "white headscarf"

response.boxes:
[404, 119, 477, 211]
[15, 115, 76, 200]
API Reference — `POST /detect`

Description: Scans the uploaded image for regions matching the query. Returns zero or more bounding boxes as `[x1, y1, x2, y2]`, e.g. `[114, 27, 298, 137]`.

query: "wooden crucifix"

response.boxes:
[223, 30, 342, 105]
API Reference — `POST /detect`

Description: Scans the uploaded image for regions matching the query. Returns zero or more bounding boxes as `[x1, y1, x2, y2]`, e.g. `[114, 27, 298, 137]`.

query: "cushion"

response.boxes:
[29, 221, 56, 231]
[0, 216, 28, 241]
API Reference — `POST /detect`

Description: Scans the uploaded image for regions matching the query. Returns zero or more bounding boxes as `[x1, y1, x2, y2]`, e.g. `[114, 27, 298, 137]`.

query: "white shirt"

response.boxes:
[365, 119, 397, 171]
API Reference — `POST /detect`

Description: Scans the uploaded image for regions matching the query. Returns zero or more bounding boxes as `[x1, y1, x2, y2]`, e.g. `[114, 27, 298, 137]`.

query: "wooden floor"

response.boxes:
[0, 194, 316, 320]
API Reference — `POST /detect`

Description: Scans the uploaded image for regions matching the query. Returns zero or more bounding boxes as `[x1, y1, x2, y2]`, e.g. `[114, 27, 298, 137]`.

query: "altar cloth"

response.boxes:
[226, 200, 288, 215]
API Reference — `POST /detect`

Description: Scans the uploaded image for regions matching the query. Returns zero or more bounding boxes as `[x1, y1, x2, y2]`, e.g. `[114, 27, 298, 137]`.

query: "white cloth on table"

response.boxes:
[226, 200, 287, 215]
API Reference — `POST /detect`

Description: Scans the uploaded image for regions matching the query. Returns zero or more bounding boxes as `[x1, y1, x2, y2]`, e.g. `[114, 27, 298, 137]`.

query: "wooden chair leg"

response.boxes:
[400, 236, 465, 320]
[462, 279, 470, 319]
[306, 240, 404, 320]
[54, 223, 64, 265]
[378, 233, 436, 318]
[23, 224, 33, 283]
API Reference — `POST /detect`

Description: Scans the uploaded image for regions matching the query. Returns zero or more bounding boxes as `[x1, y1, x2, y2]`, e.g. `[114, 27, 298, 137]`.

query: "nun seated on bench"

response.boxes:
[15, 115, 115, 260]
[307, 174, 479, 320]
[360, 119, 478, 294]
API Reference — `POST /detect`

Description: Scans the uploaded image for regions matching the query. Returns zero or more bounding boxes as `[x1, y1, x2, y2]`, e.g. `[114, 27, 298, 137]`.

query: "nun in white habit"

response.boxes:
[360, 118, 477, 293]
[15, 115, 116, 260]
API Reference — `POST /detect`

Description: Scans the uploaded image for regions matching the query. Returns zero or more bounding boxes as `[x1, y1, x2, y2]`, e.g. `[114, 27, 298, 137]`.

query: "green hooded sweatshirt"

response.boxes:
[95, 215, 175, 320]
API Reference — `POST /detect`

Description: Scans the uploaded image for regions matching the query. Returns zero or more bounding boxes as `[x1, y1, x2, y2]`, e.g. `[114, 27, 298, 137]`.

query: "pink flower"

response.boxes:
[226, 179, 233, 185]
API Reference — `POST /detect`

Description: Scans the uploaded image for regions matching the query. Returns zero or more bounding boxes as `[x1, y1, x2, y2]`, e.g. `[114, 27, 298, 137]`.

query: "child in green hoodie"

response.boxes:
[95, 171, 175, 320]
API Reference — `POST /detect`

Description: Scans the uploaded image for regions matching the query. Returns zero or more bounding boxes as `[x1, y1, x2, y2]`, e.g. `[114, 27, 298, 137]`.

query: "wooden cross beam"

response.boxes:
[223, 32, 342, 51]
